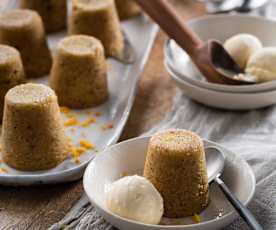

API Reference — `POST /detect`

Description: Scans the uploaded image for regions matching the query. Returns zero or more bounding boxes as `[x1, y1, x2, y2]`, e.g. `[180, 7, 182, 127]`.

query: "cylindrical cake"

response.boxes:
[115, 0, 141, 20]
[0, 45, 25, 120]
[2, 83, 69, 171]
[69, 0, 124, 58]
[49, 35, 108, 108]
[143, 129, 209, 218]
[20, 0, 67, 33]
[0, 9, 52, 78]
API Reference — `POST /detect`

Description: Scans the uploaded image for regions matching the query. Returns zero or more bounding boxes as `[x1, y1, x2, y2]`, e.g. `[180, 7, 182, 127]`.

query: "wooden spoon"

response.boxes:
[135, 0, 255, 85]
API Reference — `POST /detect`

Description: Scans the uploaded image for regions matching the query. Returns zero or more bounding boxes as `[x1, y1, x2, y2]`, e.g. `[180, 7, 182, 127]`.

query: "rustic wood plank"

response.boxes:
[0, 1, 205, 229]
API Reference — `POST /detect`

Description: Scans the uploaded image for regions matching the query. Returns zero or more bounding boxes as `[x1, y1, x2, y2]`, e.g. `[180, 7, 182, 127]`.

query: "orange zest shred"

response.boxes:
[94, 111, 102, 117]
[101, 123, 114, 131]
[192, 213, 201, 223]
[0, 168, 8, 173]
[70, 128, 76, 133]
[81, 117, 96, 127]
[64, 117, 79, 127]
[79, 140, 95, 150]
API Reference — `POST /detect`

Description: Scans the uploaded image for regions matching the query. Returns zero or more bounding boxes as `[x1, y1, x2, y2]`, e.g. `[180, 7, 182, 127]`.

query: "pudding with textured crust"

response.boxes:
[144, 129, 209, 218]
[0, 45, 25, 120]
[115, 0, 141, 20]
[2, 83, 69, 171]
[69, 0, 124, 57]
[20, 0, 67, 33]
[0, 9, 52, 78]
[50, 35, 108, 108]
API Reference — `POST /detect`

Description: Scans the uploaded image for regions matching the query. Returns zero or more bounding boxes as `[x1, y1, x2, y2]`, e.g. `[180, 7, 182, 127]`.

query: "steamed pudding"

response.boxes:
[144, 129, 209, 218]
[2, 83, 69, 171]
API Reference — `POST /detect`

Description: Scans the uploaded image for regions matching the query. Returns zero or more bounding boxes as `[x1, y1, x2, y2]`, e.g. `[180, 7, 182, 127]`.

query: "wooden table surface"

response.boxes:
[0, 1, 205, 229]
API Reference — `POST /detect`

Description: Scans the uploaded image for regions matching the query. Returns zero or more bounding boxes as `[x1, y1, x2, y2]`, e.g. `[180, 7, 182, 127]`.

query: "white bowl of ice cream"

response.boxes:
[165, 14, 276, 94]
[83, 135, 255, 230]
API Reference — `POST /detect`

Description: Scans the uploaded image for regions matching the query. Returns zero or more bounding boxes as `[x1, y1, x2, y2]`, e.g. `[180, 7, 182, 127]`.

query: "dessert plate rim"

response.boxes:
[164, 14, 276, 94]
[83, 135, 256, 229]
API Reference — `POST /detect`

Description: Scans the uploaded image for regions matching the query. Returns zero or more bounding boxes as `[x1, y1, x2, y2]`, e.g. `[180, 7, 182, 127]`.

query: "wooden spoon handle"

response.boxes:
[135, 0, 202, 55]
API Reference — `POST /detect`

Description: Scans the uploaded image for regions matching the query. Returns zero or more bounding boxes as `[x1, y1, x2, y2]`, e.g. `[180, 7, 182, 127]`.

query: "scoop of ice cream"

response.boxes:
[224, 34, 262, 70]
[106, 175, 164, 225]
[246, 48, 276, 83]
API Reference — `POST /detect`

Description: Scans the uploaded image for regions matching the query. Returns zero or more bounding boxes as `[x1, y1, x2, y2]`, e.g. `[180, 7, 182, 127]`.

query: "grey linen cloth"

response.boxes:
[50, 91, 276, 230]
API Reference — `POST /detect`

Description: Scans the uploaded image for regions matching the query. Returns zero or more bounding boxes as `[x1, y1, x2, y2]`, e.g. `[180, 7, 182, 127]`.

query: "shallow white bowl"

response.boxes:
[83, 136, 255, 230]
[164, 14, 276, 93]
[166, 63, 276, 110]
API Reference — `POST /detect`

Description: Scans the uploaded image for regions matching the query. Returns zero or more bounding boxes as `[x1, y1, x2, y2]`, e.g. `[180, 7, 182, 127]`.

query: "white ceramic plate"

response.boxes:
[83, 136, 256, 230]
[164, 14, 276, 93]
[166, 62, 276, 110]
[0, 2, 158, 186]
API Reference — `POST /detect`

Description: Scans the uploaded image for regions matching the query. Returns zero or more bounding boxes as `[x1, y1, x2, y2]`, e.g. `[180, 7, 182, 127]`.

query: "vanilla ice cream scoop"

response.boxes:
[106, 175, 164, 225]
[224, 34, 262, 70]
[246, 48, 276, 83]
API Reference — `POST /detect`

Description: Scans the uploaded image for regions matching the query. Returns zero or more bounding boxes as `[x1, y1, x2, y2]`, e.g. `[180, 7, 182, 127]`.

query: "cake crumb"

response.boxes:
[79, 140, 95, 150]
[101, 123, 114, 131]
[60, 106, 70, 114]
[70, 128, 76, 133]
[74, 157, 80, 164]
[120, 172, 129, 178]
[76, 147, 86, 155]
[0, 168, 8, 173]
[192, 213, 201, 223]
[95, 111, 102, 117]
[64, 117, 79, 126]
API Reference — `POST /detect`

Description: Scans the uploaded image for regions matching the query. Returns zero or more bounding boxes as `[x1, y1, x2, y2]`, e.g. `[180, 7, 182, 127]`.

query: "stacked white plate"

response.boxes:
[164, 14, 276, 110]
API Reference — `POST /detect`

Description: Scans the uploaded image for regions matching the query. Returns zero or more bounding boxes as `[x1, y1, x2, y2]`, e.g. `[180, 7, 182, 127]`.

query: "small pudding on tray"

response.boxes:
[19, 0, 67, 33]
[115, 0, 141, 20]
[69, 0, 124, 58]
[1, 83, 69, 171]
[49, 35, 108, 108]
[0, 45, 25, 120]
[144, 129, 209, 218]
[0, 9, 52, 78]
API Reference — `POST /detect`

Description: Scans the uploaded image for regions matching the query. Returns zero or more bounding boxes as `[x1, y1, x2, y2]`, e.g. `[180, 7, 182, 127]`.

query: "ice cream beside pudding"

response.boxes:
[246, 48, 276, 83]
[106, 175, 164, 225]
[224, 34, 262, 70]
[50, 35, 108, 108]
[144, 129, 209, 218]
[2, 83, 69, 171]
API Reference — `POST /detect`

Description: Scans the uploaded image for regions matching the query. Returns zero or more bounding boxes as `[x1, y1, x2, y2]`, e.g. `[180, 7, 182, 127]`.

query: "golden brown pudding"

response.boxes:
[49, 35, 108, 108]
[0, 9, 52, 78]
[0, 45, 25, 120]
[2, 83, 69, 171]
[144, 129, 209, 218]
[20, 0, 67, 33]
[115, 0, 141, 20]
[69, 0, 124, 57]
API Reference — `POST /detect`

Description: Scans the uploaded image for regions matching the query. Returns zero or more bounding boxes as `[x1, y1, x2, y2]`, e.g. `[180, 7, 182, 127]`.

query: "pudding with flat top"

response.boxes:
[144, 129, 209, 218]
[2, 83, 69, 171]
[0, 45, 25, 120]
[50, 35, 108, 108]
[0, 9, 52, 78]
[69, 0, 124, 57]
